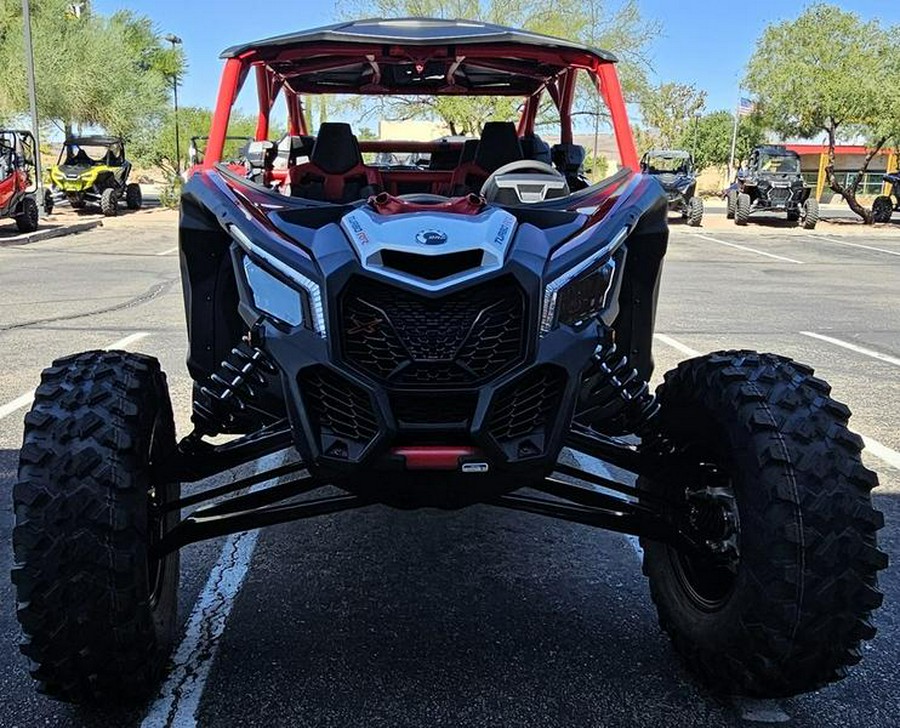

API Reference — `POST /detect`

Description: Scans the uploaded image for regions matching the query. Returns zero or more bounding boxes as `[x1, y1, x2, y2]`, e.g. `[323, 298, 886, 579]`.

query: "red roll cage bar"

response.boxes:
[204, 25, 638, 173]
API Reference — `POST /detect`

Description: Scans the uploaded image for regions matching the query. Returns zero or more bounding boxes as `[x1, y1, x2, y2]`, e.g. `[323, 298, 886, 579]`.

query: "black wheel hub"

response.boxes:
[672, 462, 741, 611]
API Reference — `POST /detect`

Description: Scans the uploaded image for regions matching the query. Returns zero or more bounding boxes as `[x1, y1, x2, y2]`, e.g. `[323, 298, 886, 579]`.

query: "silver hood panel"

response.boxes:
[339, 206, 518, 291]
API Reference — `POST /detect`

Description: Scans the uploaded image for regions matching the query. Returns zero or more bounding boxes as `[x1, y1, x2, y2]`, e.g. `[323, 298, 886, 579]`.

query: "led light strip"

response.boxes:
[540, 226, 629, 336]
[228, 224, 327, 337]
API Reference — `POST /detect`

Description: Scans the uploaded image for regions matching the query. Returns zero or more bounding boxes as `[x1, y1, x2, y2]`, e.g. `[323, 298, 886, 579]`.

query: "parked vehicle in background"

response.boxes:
[45, 136, 142, 216]
[12, 17, 884, 706]
[872, 172, 899, 223]
[727, 145, 818, 228]
[640, 149, 703, 226]
[0, 130, 40, 233]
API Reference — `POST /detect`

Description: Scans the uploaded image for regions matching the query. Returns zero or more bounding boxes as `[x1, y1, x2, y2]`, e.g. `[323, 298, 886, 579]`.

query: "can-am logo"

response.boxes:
[415, 229, 448, 246]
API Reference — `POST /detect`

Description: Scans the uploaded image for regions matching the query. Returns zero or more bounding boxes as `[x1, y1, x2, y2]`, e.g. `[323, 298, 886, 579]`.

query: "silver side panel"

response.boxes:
[340, 206, 518, 292]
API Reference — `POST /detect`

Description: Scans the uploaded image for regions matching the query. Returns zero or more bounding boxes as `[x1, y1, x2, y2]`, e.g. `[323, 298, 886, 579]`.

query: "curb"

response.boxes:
[0, 220, 103, 247]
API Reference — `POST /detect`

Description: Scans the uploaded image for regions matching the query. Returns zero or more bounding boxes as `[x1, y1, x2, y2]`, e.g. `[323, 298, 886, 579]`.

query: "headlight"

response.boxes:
[229, 224, 326, 336]
[243, 257, 305, 327]
[541, 227, 626, 335]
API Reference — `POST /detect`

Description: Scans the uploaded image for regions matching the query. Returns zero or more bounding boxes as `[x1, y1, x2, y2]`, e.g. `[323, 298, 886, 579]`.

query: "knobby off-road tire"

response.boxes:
[125, 183, 143, 210]
[735, 193, 751, 226]
[687, 196, 703, 227]
[15, 196, 39, 233]
[13, 351, 180, 703]
[100, 187, 118, 216]
[726, 190, 737, 219]
[801, 198, 819, 230]
[872, 195, 894, 223]
[639, 351, 886, 697]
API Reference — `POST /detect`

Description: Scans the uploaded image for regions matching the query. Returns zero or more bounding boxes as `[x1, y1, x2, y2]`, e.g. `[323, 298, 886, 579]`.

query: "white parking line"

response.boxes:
[799, 331, 900, 368]
[156, 246, 179, 256]
[0, 332, 148, 421]
[654, 333, 900, 473]
[862, 436, 900, 472]
[814, 235, 900, 258]
[653, 333, 700, 358]
[141, 452, 286, 728]
[692, 233, 804, 264]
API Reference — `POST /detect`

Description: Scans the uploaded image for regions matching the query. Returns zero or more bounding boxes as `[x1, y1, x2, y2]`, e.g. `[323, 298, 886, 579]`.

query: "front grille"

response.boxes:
[768, 186, 792, 204]
[487, 366, 566, 447]
[390, 391, 477, 426]
[299, 366, 378, 447]
[340, 276, 526, 386]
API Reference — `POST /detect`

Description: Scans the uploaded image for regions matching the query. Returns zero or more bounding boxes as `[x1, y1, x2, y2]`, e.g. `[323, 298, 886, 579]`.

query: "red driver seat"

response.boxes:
[288, 123, 382, 203]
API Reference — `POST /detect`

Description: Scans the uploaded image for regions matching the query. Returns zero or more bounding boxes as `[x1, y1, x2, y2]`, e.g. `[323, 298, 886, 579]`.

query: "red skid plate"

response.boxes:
[391, 446, 481, 470]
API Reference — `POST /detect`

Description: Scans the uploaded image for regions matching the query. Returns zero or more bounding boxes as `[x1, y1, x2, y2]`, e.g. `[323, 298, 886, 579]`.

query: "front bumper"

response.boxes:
[232, 236, 600, 481]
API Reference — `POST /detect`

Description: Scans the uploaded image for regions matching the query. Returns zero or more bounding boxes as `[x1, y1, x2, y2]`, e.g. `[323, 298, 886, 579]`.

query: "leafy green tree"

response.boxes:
[744, 4, 899, 223]
[130, 106, 261, 171]
[0, 0, 183, 138]
[638, 82, 706, 150]
[678, 110, 765, 172]
[335, 0, 659, 135]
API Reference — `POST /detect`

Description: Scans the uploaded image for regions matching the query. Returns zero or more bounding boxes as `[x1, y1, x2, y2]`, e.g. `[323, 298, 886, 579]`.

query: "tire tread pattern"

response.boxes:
[641, 351, 885, 697]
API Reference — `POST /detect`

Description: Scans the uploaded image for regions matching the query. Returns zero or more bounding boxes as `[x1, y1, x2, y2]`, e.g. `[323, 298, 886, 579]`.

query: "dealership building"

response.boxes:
[780, 139, 896, 202]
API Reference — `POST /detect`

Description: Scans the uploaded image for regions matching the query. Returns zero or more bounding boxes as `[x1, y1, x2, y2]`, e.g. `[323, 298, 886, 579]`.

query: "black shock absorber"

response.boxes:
[576, 340, 660, 437]
[192, 337, 279, 436]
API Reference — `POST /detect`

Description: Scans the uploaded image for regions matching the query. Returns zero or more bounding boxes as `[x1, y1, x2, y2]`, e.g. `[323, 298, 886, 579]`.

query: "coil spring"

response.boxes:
[578, 343, 660, 437]
[192, 340, 277, 434]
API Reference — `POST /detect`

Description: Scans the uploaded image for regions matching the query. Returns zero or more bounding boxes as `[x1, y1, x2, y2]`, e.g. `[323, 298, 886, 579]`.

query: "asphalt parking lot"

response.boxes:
[1, 211, 899, 727]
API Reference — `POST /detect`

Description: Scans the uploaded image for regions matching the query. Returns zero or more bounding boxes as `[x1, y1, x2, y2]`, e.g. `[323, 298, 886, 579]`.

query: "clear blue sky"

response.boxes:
[96, 0, 898, 117]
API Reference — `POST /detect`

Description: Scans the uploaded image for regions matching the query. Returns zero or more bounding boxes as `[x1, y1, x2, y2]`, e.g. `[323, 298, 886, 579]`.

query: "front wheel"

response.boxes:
[639, 351, 885, 697]
[801, 197, 819, 229]
[14, 196, 39, 233]
[734, 192, 751, 225]
[872, 195, 894, 223]
[686, 196, 703, 227]
[100, 187, 118, 216]
[725, 190, 737, 219]
[13, 351, 180, 702]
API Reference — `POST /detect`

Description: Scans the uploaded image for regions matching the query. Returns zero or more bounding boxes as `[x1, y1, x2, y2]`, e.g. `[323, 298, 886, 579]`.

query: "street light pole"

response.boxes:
[164, 34, 183, 174]
[22, 0, 44, 211]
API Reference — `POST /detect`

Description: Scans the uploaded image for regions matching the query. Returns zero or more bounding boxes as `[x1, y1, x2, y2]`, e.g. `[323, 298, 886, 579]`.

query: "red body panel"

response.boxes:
[0, 170, 26, 216]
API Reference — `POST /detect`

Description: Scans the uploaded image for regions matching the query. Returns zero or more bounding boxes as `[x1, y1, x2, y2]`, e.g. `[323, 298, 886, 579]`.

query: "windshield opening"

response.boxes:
[758, 153, 800, 175]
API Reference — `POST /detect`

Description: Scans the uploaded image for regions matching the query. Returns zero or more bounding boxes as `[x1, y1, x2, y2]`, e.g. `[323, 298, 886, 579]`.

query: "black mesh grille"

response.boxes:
[768, 186, 792, 204]
[487, 366, 565, 443]
[299, 366, 378, 444]
[340, 276, 526, 386]
[390, 391, 477, 425]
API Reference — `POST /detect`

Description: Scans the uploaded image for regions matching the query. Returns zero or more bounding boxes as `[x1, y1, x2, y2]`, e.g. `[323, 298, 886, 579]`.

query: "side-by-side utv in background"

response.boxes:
[45, 135, 142, 216]
[640, 149, 703, 226]
[13, 18, 884, 705]
[873, 172, 899, 223]
[0, 130, 40, 233]
[727, 145, 819, 228]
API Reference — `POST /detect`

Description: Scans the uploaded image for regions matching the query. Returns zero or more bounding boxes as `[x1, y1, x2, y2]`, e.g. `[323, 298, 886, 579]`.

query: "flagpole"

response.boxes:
[727, 90, 741, 183]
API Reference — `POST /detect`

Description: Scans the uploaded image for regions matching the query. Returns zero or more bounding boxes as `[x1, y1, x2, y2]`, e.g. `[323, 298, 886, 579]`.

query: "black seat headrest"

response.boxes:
[520, 133, 551, 164]
[311, 123, 362, 175]
[459, 139, 478, 164]
[474, 122, 522, 172]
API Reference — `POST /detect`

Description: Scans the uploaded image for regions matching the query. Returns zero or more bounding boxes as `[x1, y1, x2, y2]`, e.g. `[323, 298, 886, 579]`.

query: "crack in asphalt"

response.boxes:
[163, 539, 243, 727]
[0, 277, 177, 333]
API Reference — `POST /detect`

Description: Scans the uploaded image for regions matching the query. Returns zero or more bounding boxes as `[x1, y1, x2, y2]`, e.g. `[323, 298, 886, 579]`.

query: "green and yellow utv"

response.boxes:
[46, 135, 142, 216]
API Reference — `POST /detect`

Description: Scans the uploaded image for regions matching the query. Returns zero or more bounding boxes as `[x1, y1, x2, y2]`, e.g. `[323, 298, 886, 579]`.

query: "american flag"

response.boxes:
[738, 97, 756, 116]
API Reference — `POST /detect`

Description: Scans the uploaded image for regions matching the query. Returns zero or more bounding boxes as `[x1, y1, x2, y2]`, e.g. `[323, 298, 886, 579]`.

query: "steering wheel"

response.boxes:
[479, 160, 563, 197]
